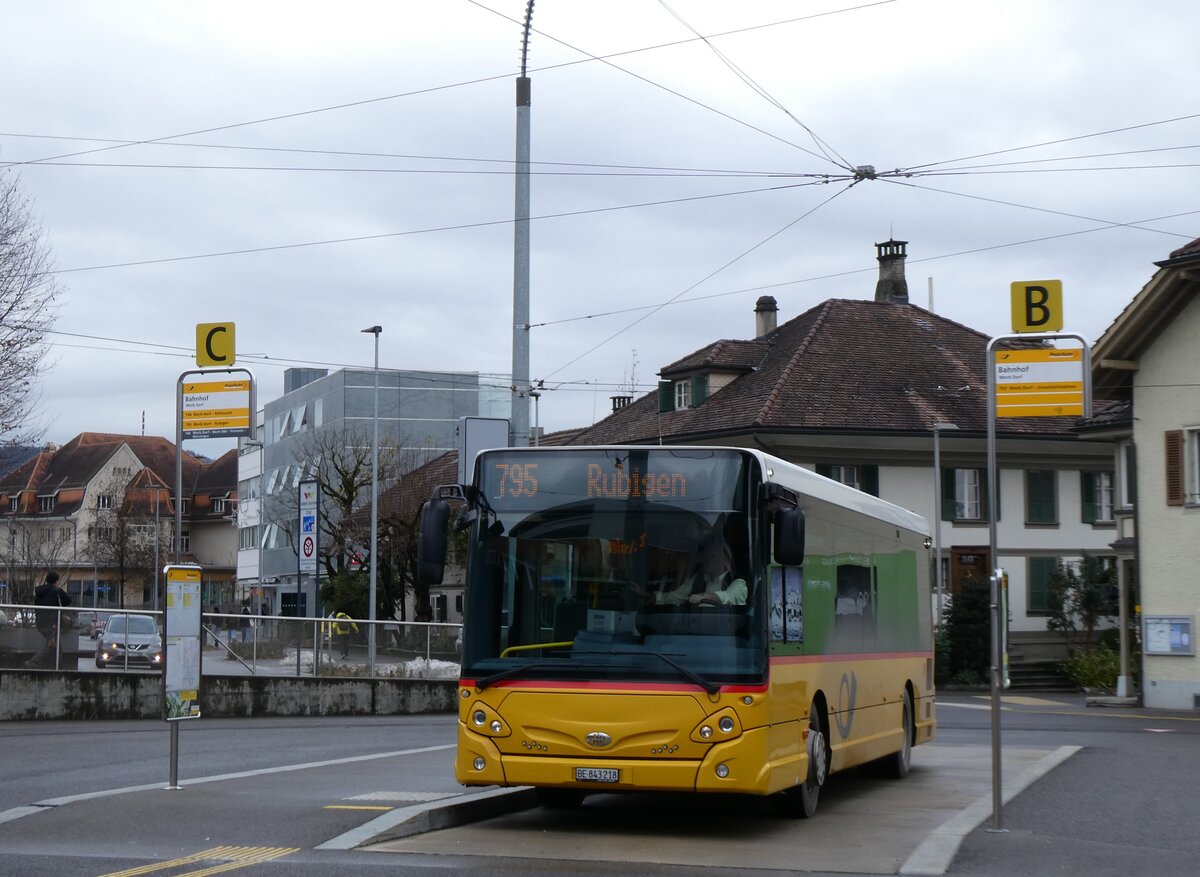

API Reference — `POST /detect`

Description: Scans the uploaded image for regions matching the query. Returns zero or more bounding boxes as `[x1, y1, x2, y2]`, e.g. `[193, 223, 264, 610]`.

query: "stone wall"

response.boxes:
[0, 670, 458, 721]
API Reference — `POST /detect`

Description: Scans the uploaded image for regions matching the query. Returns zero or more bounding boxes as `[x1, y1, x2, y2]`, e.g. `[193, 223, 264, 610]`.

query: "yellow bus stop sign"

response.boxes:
[196, 322, 236, 366]
[1010, 281, 1063, 333]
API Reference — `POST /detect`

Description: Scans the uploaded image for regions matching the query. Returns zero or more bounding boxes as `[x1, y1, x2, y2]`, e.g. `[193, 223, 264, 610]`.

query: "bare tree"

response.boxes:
[0, 519, 73, 604]
[0, 171, 61, 447]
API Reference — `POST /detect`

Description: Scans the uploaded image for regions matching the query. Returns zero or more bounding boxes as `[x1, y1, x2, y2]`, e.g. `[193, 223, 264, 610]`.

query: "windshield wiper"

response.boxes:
[574, 648, 720, 695]
[475, 661, 602, 690]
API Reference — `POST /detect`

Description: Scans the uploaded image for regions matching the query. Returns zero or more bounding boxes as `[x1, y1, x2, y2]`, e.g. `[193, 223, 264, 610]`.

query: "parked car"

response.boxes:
[95, 614, 163, 669]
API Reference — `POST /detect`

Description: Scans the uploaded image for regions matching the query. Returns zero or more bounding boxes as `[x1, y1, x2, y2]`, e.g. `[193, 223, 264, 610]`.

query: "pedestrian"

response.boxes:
[333, 611, 358, 659]
[210, 606, 222, 647]
[240, 604, 252, 643]
[27, 571, 71, 668]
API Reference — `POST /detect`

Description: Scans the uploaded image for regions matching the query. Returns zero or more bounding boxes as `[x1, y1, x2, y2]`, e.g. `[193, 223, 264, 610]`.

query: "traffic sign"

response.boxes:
[195, 322, 236, 366]
[994, 347, 1084, 417]
[1010, 281, 1063, 333]
[181, 377, 252, 439]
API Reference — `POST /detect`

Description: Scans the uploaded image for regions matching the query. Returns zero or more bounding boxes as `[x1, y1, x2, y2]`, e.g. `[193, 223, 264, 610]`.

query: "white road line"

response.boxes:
[0, 744, 455, 825]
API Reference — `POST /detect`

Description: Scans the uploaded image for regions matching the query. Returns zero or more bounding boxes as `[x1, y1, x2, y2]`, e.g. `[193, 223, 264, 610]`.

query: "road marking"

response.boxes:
[325, 805, 395, 811]
[938, 702, 991, 711]
[0, 744, 455, 827]
[96, 845, 298, 877]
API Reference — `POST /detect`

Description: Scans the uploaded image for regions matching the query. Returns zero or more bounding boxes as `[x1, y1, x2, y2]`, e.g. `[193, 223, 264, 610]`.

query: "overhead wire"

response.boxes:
[540, 181, 857, 381]
[655, 0, 856, 172]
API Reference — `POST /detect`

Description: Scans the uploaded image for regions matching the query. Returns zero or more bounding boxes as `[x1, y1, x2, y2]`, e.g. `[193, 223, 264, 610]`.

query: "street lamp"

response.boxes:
[361, 325, 382, 674]
[932, 421, 960, 628]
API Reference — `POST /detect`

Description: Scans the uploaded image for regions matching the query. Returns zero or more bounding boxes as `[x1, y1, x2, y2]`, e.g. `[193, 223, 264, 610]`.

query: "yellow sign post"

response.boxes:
[195, 322, 236, 367]
[1010, 281, 1063, 333]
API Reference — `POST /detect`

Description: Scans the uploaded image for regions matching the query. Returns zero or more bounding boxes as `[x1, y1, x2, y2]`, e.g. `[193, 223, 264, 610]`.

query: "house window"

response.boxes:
[39, 495, 55, 512]
[97, 495, 113, 510]
[674, 381, 691, 410]
[1025, 470, 1057, 524]
[239, 525, 260, 551]
[173, 531, 191, 554]
[1116, 439, 1135, 509]
[941, 468, 993, 522]
[88, 526, 114, 542]
[8, 497, 16, 513]
[213, 498, 227, 514]
[1081, 472, 1114, 523]
[816, 464, 880, 497]
[174, 497, 190, 515]
[1028, 556, 1060, 614]
[1188, 427, 1200, 505]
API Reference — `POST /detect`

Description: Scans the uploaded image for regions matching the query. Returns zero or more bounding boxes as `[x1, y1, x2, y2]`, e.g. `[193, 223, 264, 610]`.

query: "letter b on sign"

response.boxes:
[1010, 280, 1063, 333]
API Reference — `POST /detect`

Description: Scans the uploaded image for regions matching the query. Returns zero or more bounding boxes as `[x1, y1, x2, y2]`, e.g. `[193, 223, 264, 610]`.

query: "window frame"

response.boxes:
[674, 380, 691, 410]
[1027, 555, 1060, 615]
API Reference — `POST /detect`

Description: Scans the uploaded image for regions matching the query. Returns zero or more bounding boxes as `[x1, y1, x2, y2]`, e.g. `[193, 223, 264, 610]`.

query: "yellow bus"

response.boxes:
[418, 446, 935, 817]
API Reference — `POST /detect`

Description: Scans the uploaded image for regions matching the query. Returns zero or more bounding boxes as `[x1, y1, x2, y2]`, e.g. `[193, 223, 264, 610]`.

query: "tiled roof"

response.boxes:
[570, 298, 1084, 445]
[1164, 234, 1200, 264]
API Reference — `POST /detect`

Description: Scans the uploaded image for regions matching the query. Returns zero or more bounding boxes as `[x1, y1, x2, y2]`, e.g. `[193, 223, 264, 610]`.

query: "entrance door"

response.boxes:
[950, 547, 991, 597]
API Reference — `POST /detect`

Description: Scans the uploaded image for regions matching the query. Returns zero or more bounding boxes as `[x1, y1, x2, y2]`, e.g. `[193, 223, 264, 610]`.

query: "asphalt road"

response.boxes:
[0, 693, 1196, 876]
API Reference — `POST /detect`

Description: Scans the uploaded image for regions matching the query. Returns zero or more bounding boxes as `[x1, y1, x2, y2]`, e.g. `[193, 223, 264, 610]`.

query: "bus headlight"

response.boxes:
[718, 717, 735, 734]
[473, 710, 487, 726]
[699, 726, 714, 739]
[473, 756, 486, 771]
[715, 763, 730, 778]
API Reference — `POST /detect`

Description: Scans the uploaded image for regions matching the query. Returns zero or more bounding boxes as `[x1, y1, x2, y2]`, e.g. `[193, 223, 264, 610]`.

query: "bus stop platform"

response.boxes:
[342, 743, 1077, 875]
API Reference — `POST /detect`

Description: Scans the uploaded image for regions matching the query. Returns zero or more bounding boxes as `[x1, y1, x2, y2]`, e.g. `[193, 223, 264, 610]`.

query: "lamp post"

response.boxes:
[932, 422, 960, 628]
[361, 325, 382, 674]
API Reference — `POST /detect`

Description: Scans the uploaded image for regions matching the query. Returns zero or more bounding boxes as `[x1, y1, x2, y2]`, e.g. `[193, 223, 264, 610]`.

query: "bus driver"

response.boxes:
[654, 542, 747, 607]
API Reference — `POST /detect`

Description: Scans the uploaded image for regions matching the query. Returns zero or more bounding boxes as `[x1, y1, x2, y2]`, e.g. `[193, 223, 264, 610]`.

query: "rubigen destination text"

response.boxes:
[587, 463, 687, 498]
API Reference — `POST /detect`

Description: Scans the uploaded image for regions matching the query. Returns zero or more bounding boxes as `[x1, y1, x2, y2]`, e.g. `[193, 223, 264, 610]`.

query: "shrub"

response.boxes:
[1061, 646, 1120, 691]
[938, 575, 991, 686]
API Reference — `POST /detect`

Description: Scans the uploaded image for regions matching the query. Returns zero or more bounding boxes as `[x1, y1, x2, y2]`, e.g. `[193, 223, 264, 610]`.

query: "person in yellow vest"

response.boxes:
[333, 611, 358, 659]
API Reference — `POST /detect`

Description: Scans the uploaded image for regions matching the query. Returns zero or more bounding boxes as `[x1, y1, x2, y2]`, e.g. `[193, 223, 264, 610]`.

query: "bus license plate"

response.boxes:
[575, 767, 619, 783]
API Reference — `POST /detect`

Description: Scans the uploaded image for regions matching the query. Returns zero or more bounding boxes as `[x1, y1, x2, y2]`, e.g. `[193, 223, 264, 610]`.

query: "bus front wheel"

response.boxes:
[775, 708, 827, 819]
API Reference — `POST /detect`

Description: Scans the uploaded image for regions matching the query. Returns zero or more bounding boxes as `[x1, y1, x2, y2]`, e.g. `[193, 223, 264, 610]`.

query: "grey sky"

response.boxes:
[4, 1, 1197, 454]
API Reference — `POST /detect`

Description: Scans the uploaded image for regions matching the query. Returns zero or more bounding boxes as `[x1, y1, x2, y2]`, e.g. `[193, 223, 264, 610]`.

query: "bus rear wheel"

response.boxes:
[774, 709, 827, 819]
[870, 690, 913, 779]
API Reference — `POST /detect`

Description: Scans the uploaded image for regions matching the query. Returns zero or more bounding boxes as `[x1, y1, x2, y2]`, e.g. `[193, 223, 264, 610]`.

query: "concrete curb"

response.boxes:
[317, 786, 539, 851]
[899, 745, 1081, 876]
[1086, 695, 1139, 708]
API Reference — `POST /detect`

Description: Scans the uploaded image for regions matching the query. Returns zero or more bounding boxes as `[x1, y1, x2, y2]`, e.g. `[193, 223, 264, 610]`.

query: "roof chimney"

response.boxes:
[610, 395, 631, 412]
[754, 295, 778, 337]
[874, 239, 909, 304]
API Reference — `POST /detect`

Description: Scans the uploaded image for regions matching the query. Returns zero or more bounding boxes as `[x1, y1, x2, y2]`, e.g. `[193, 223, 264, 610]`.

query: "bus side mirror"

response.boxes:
[773, 506, 805, 566]
[417, 499, 450, 586]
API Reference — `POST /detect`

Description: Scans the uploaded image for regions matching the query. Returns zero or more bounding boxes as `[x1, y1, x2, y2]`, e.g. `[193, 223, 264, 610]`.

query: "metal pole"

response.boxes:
[510, 2, 535, 448]
[362, 326, 382, 674]
[932, 422, 959, 628]
[984, 337, 1004, 832]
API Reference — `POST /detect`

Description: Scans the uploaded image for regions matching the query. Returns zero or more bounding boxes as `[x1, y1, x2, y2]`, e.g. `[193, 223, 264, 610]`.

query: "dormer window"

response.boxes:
[7, 497, 16, 513]
[659, 375, 709, 413]
[675, 381, 692, 410]
[39, 495, 55, 512]
[213, 497, 227, 514]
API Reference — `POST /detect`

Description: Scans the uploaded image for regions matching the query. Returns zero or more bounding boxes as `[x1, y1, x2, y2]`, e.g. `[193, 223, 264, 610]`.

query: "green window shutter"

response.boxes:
[1081, 471, 1098, 523]
[1026, 470, 1056, 524]
[816, 464, 833, 479]
[690, 374, 708, 406]
[658, 380, 673, 413]
[862, 464, 879, 497]
[941, 468, 956, 521]
[1028, 556, 1058, 613]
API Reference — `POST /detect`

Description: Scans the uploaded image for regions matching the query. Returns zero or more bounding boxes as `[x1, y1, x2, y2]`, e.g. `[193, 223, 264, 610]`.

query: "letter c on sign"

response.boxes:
[196, 322, 236, 366]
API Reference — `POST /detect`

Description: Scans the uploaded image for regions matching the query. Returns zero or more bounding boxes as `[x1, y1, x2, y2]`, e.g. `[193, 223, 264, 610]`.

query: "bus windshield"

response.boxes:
[459, 448, 765, 688]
